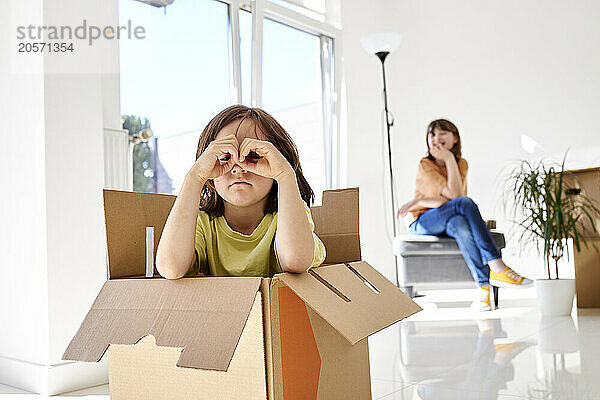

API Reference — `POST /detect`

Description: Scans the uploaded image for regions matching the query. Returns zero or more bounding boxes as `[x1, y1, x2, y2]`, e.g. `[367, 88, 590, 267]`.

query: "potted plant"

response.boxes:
[505, 155, 600, 316]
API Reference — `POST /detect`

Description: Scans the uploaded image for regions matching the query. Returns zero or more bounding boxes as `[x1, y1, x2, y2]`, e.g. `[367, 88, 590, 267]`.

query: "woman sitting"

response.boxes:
[397, 119, 531, 311]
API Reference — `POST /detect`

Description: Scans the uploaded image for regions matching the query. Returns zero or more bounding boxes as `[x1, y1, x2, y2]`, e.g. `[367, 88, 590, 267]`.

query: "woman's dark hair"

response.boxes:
[425, 119, 462, 161]
[196, 105, 314, 218]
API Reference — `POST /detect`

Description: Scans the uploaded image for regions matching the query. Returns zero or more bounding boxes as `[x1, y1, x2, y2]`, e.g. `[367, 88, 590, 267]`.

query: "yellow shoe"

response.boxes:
[470, 285, 491, 312]
[490, 267, 532, 288]
[494, 341, 535, 366]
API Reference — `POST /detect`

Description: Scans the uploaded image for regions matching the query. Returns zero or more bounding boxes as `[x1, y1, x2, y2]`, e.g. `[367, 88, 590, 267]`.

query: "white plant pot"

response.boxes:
[535, 279, 575, 316]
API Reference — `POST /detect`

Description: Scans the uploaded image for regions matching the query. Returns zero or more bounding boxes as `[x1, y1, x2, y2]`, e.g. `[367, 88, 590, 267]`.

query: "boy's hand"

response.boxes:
[238, 138, 295, 182]
[191, 134, 240, 182]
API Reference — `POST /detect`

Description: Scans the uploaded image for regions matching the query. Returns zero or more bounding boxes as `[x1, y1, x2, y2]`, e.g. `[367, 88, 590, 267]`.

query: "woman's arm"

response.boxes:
[418, 196, 449, 208]
[397, 196, 448, 218]
[429, 144, 463, 199]
[274, 171, 315, 273]
[441, 155, 463, 199]
[156, 168, 206, 279]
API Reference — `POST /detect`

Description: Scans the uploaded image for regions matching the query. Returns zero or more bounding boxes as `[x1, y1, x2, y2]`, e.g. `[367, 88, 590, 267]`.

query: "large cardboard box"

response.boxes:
[567, 168, 600, 307]
[568, 167, 600, 239]
[62, 187, 422, 399]
[574, 239, 600, 308]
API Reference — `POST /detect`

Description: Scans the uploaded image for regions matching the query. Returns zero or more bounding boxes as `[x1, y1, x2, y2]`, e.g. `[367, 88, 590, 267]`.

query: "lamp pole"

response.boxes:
[376, 51, 397, 236]
[360, 32, 402, 289]
[376, 50, 400, 287]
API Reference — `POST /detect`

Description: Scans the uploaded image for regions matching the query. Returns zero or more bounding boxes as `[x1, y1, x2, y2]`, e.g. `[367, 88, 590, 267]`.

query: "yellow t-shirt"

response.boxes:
[186, 201, 326, 277]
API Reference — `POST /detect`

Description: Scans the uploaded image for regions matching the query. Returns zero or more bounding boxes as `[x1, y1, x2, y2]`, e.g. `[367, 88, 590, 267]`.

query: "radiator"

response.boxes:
[103, 128, 132, 190]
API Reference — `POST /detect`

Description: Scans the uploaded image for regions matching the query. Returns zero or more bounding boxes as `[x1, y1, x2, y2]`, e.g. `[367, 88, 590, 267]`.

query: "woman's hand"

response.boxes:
[397, 199, 419, 218]
[191, 134, 241, 181]
[429, 144, 454, 163]
[238, 138, 295, 182]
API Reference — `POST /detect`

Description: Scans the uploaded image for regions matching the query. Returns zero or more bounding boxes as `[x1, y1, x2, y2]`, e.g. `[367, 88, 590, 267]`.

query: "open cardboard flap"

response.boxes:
[310, 188, 361, 265]
[103, 189, 176, 279]
[277, 261, 422, 345]
[62, 277, 262, 371]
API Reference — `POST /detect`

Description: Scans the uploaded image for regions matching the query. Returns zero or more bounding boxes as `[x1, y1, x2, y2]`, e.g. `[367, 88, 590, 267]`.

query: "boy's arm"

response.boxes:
[156, 169, 206, 279]
[274, 172, 315, 273]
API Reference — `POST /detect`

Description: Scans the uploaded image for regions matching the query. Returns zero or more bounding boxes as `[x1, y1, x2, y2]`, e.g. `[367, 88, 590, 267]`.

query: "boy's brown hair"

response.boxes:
[425, 119, 462, 161]
[196, 105, 315, 218]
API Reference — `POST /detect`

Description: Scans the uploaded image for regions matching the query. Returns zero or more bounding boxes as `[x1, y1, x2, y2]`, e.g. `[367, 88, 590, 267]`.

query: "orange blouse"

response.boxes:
[408, 157, 468, 224]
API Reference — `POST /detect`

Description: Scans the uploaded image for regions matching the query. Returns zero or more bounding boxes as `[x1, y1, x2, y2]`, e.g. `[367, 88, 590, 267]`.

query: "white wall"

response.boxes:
[339, 1, 400, 283]
[43, 0, 118, 372]
[0, 0, 118, 395]
[341, 0, 600, 280]
[0, 0, 49, 374]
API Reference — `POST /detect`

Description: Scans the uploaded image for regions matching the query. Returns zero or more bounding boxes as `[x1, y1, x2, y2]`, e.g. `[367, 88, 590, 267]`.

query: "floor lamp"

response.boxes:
[360, 32, 402, 287]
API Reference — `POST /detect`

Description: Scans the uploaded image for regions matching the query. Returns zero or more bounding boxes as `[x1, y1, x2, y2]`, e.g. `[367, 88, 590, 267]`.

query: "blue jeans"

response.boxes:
[409, 196, 501, 286]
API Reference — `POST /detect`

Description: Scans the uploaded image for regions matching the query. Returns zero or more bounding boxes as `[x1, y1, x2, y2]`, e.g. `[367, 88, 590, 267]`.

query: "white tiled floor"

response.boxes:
[369, 287, 600, 400]
[2, 287, 600, 399]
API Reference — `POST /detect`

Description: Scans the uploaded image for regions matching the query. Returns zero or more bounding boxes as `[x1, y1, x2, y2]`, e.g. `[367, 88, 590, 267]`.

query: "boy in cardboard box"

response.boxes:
[62, 105, 421, 399]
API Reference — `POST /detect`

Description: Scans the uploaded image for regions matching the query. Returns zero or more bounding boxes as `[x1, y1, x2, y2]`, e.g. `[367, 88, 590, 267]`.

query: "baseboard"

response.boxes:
[0, 355, 108, 396]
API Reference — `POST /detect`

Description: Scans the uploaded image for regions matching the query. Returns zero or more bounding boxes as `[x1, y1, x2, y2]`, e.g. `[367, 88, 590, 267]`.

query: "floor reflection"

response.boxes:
[399, 318, 533, 399]
[527, 311, 600, 399]
[394, 308, 600, 400]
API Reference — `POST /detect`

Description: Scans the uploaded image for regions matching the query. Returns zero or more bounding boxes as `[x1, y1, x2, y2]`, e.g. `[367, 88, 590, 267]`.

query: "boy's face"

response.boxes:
[213, 119, 275, 210]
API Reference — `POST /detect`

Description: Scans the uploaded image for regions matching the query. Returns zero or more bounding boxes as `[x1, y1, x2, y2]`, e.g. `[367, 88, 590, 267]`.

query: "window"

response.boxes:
[119, 0, 339, 199]
[261, 18, 327, 203]
[119, 0, 230, 193]
[268, 0, 327, 22]
[239, 9, 252, 106]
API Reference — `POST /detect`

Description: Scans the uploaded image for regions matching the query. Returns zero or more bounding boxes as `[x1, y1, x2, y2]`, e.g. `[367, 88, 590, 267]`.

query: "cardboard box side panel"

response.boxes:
[278, 286, 321, 400]
[108, 293, 267, 400]
[269, 278, 285, 399]
[270, 277, 372, 400]
[571, 170, 600, 239]
[318, 234, 361, 265]
[310, 187, 361, 263]
[574, 240, 600, 307]
[103, 190, 176, 279]
[310, 187, 359, 236]
[260, 278, 274, 400]
[306, 307, 372, 400]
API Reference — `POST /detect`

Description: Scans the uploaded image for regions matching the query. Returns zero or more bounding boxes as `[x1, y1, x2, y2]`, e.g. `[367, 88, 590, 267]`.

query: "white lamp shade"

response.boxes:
[360, 32, 402, 55]
[134, 0, 175, 8]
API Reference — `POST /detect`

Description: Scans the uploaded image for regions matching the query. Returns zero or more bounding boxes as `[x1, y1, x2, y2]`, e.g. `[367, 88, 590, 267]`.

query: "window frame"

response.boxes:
[220, 0, 342, 190]
[116, 0, 342, 192]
